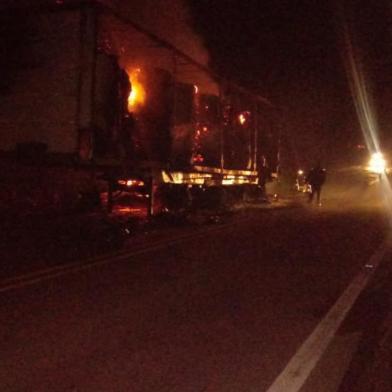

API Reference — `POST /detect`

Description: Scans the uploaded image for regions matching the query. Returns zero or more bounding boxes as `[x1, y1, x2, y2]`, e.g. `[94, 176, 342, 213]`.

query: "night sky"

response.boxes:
[188, 0, 392, 167]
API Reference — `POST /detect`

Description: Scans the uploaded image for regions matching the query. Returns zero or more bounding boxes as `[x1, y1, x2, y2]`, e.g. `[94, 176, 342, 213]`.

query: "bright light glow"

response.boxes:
[341, 15, 392, 223]
[160, 170, 254, 186]
[127, 179, 144, 187]
[194, 85, 199, 94]
[127, 68, 145, 112]
[118, 179, 145, 187]
[368, 152, 386, 174]
[238, 113, 246, 125]
[343, 21, 380, 155]
[297, 170, 304, 176]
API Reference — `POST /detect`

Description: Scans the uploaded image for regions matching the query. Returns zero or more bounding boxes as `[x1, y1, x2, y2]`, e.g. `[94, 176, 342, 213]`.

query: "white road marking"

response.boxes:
[266, 234, 392, 392]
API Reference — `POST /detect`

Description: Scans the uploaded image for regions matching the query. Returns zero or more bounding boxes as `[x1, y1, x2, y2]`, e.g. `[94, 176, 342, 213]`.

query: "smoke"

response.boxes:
[315, 166, 387, 214]
[100, 0, 209, 65]
[0, 0, 215, 91]
[98, 0, 217, 93]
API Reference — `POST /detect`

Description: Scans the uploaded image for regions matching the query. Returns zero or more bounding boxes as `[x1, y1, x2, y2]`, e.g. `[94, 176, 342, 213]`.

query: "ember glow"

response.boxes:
[127, 68, 146, 112]
[118, 179, 145, 187]
[238, 111, 250, 126]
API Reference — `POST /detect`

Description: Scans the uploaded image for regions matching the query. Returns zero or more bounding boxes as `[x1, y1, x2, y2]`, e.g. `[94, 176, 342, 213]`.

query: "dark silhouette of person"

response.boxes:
[306, 163, 326, 205]
[258, 155, 272, 200]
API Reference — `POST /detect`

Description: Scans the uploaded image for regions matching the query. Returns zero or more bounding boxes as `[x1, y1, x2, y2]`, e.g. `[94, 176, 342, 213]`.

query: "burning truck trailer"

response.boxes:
[0, 1, 126, 216]
[98, 2, 281, 215]
[0, 1, 279, 218]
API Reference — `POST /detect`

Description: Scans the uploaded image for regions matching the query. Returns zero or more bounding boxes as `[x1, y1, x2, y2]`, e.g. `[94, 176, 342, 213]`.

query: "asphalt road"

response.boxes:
[0, 196, 391, 391]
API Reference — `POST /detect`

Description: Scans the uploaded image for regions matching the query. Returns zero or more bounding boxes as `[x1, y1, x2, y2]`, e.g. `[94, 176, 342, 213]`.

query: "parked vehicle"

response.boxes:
[295, 170, 311, 193]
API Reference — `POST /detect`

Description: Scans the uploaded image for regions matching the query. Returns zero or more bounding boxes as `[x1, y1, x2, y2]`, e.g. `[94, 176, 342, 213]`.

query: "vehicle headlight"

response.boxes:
[368, 152, 386, 174]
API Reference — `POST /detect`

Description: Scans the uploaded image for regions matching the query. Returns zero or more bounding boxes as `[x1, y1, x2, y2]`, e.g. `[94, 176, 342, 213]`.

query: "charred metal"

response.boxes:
[0, 0, 280, 217]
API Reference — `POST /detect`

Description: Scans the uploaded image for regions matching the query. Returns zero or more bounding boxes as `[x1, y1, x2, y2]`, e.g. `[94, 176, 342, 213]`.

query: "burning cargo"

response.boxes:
[0, 1, 280, 216]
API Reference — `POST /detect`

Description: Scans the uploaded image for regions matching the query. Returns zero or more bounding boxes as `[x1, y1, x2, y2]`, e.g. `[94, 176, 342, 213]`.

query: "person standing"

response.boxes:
[306, 163, 326, 206]
[258, 155, 272, 201]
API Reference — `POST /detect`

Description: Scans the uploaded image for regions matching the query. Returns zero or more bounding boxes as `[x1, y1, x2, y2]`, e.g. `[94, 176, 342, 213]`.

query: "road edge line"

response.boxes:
[266, 234, 392, 392]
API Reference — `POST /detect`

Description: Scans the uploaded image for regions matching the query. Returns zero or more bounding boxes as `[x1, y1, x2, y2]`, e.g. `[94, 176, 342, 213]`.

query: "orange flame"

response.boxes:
[128, 68, 146, 112]
[238, 111, 251, 126]
[238, 113, 246, 125]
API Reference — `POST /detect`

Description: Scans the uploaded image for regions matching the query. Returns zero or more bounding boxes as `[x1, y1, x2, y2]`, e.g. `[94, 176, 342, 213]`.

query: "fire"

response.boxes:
[127, 68, 146, 112]
[238, 111, 251, 126]
[118, 179, 145, 187]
